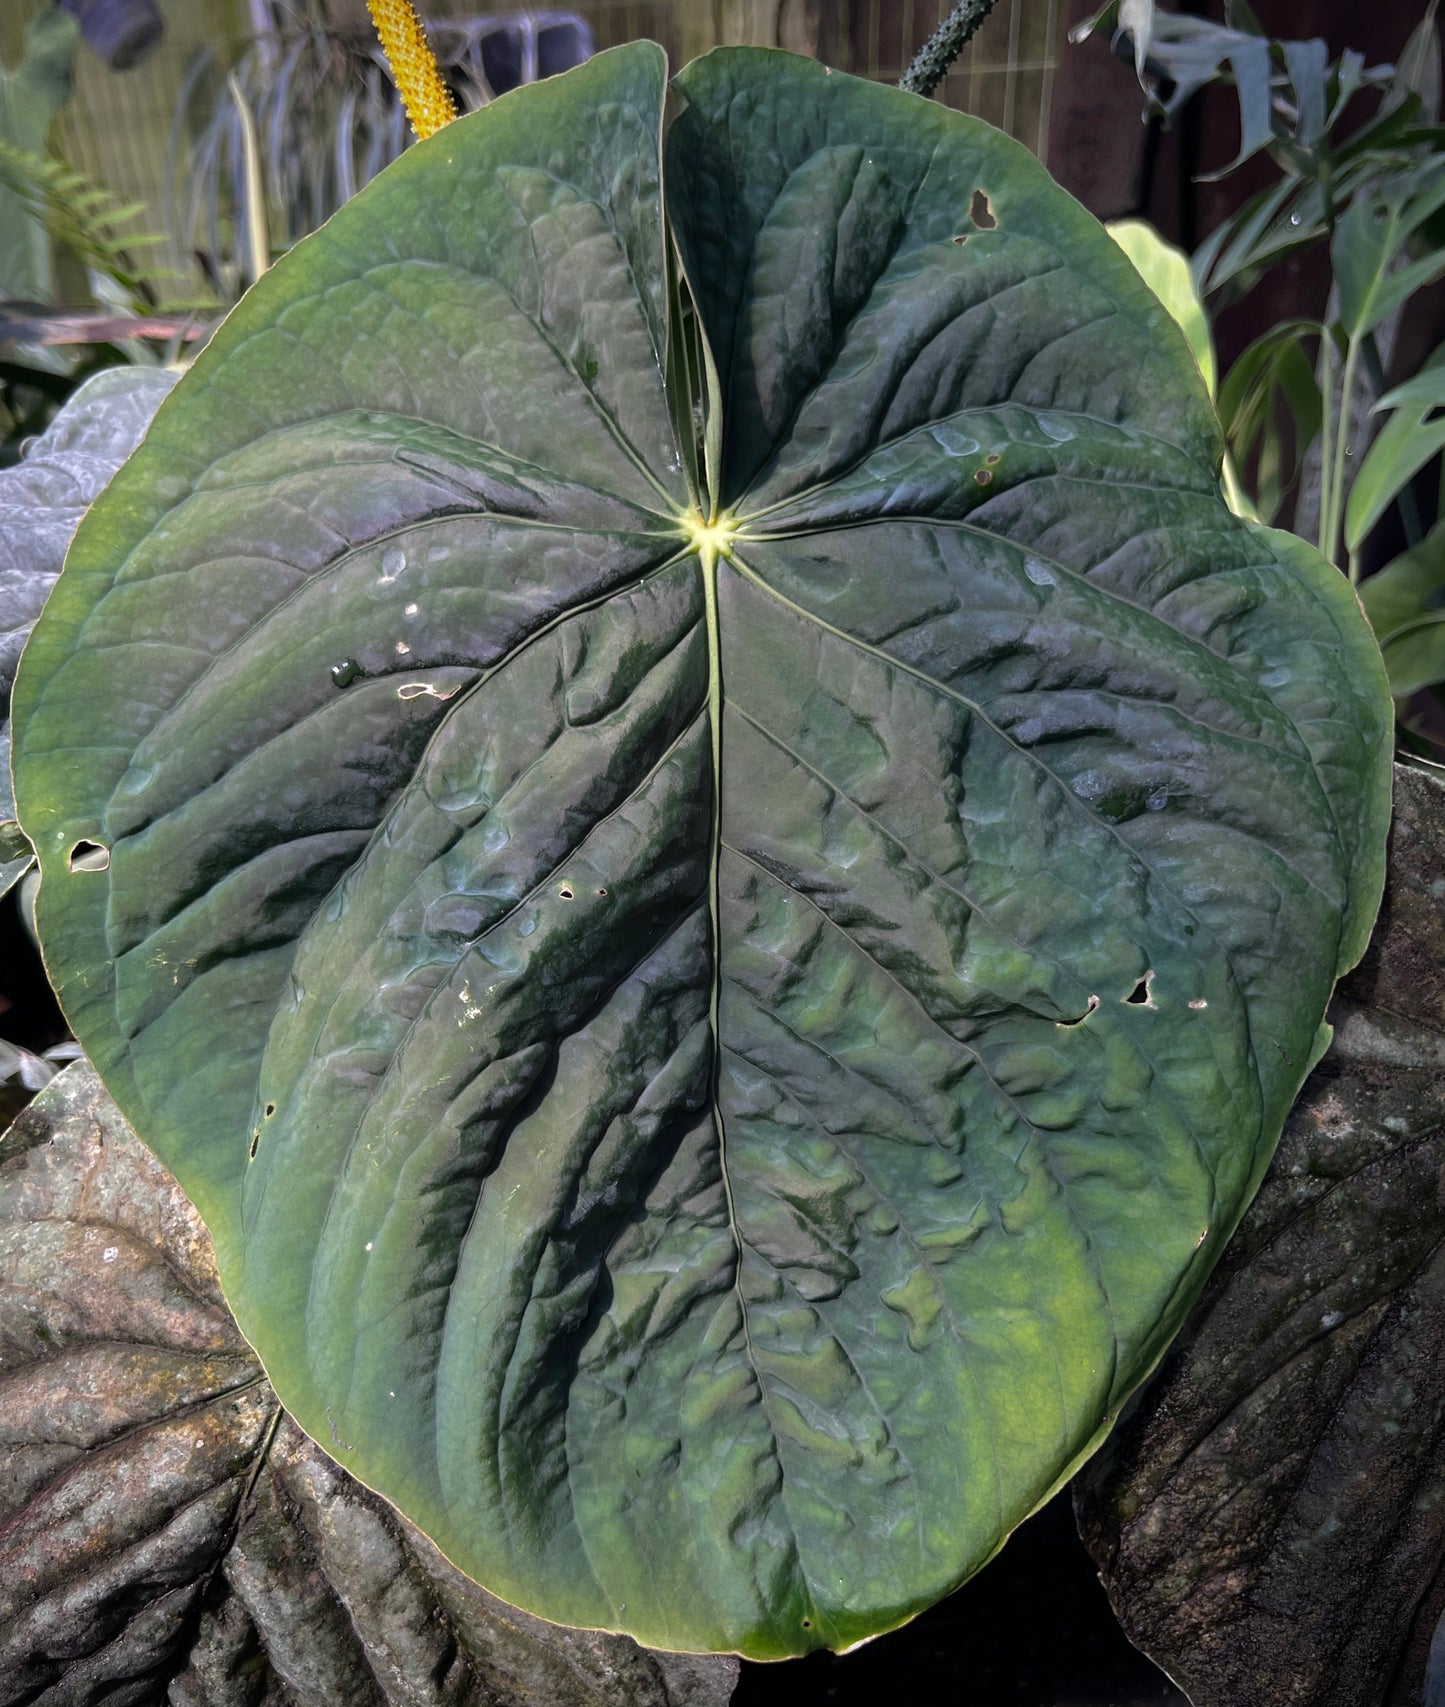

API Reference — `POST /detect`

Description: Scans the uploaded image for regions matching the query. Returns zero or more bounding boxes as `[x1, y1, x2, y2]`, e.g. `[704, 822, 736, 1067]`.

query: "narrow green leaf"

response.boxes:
[1360, 521, 1445, 696]
[1194, 174, 1337, 310]
[1333, 160, 1445, 340]
[1396, 0, 1442, 123]
[1346, 342, 1445, 552]
[1282, 38, 1328, 146]
[1327, 48, 1369, 127]
[1374, 361, 1445, 414]
[1218, 321, 1322, 523]
[1380, 609, 1445, 697]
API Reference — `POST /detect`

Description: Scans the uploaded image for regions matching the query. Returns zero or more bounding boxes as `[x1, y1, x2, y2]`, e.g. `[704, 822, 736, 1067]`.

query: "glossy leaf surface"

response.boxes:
[1077, 763, 1445, 1707]
[12, 45, 1391, 1657]
[0, 1063, 738, 1707]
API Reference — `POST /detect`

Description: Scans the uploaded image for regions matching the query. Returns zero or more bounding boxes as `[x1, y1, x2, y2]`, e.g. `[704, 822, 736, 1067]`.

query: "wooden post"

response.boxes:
[682, 1, 824, 59]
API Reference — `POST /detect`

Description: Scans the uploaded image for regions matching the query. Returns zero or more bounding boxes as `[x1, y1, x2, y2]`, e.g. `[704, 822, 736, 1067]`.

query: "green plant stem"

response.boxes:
[899, 0, 1003, 96]
[1318, 332, 1337, 561]
[1361, 329, 1425, 547]
[1327, 337, 1361, 577]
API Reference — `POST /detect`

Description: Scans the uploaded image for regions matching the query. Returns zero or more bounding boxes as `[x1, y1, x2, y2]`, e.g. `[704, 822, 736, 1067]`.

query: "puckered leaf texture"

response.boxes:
[1076, 763, 1445, 1707]
[11, 44, 1391, 1657]
[0, 1063, 738, 1707]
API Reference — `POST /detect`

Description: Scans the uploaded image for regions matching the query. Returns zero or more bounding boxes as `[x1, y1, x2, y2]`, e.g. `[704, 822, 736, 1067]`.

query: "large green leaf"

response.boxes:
[10, 44, 1392, 1659]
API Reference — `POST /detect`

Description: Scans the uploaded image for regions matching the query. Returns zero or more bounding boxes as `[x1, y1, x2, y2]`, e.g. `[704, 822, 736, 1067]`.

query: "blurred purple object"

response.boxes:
[54, 0, 163, 71]
[447, 12, 592, 95]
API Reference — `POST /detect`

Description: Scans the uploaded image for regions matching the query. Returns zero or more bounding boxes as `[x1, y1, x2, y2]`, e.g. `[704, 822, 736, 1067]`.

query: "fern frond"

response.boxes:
[0, 142, 173, 306]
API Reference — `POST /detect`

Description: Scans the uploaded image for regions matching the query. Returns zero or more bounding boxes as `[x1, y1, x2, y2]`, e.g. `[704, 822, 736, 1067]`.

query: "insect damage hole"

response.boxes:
[1055, 994, 1100, 1029]
[1125, 971, 1156, 1007]
[397, 680, 459, 702]
[970, 188, 996, 230]
[558, 884, 574, 900]
[68, 839, 110, 873]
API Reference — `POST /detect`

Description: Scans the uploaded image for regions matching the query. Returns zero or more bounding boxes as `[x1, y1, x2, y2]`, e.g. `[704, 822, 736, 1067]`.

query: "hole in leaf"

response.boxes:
[1055, 994, 1100, 1029]
[1188, 998, 1208, 1010]
[985, 452, 1001, 465]
[397, 681, 460, 702]
[952, 233, 968, 246]
[558, 885, 574, 900]
[68, 840, 110, 873]
[596, 887, 608, 897]
[801, 1620, 811, 1629]
[249, 1131, 260, 1160]
[264, 1103, 276, 1118]
[1125, 971, 1156, 1006]
[971, 188, 996, 230]
[974, 468, 993, 486]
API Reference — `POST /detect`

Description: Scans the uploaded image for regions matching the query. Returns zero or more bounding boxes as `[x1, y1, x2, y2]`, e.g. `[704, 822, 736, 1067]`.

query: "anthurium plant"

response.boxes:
[10, 43, 1391, 1660]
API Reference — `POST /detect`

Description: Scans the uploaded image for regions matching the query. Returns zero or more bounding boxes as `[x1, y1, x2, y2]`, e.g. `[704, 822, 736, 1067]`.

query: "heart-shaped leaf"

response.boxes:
[0, 1061, 738, 1707]
[1075, 761, 1445, 1707]
[11, 45, 1392, 1657]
